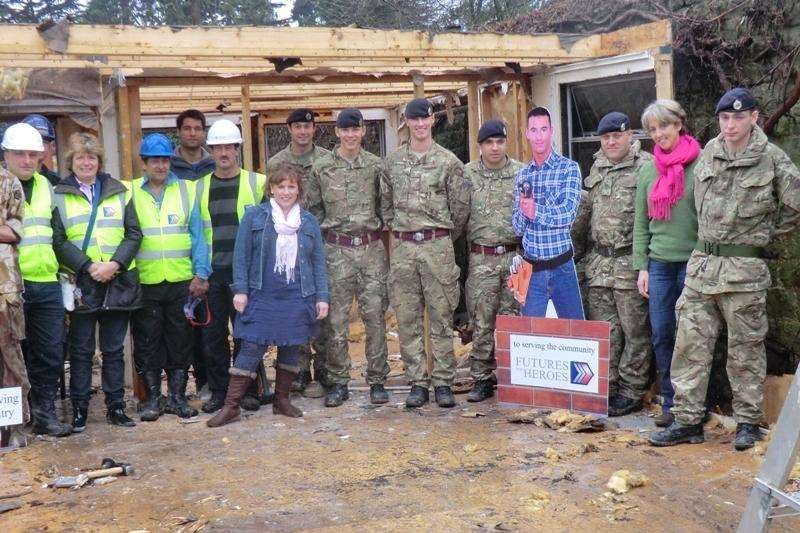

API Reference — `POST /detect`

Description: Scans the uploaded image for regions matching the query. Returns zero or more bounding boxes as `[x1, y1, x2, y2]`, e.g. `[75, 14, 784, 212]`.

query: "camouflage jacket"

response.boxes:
[380, 142, 470, 240]
[306, 148, 385, 234]
[581, 141, 652, 289]
[266, 144, 332, 180]
[687, 126, 800, 294]
[466, 157, 524, 246]
[0, 167, 24, 294]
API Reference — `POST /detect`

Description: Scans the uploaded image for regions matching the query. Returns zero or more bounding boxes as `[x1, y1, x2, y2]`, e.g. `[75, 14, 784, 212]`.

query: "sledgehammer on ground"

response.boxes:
[51, 458, 135, 488]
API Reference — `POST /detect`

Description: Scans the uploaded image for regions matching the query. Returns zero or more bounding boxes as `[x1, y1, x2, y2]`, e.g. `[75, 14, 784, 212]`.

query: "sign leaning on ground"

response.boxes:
[510, 334, 599, 394]
[494, 316, 610, 415]
[0, 387, 23, 427]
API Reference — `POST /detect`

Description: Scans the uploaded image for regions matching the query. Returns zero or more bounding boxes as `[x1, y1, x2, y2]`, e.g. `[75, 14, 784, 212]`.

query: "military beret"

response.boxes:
[287, 108, 316, 124]
[597, 112, 630, 135]
[715, 87, 757, 114]
[404, 98, 433, 119]
[477, 120, 507, 143]
[336, 108, 364, 128]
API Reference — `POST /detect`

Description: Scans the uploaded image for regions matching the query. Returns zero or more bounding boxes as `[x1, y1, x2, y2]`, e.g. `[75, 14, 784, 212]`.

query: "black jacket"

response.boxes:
[52, 173, 143, 313]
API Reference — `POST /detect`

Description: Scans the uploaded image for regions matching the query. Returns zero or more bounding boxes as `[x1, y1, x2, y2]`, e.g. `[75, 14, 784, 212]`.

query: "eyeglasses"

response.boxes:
[184, 297, 212, 327]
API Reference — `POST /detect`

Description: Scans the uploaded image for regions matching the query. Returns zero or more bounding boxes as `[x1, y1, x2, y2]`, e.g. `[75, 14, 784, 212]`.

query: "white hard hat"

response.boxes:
[1, 122, 44, 152]
[206, 119, 242, 145]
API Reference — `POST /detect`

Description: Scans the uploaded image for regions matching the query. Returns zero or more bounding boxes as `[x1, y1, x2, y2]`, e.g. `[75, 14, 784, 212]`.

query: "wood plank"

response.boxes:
[116, 85, 134, 181]
[129, 73, 520, 88]
[599, 20, 672, 57]
[128, 85, 143, 179]
[467, 81, 480, 162]
[257, 114, 267, 174]
[654, 51, 674, 100]
[241, 85, 253, 171]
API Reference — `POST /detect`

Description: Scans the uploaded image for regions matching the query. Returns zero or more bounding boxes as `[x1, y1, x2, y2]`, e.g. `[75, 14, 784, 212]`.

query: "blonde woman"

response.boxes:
[52, 132, 142, 431]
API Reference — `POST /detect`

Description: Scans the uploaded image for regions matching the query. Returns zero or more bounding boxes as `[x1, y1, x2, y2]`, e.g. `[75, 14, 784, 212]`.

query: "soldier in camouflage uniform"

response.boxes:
[267, 108, 332, 395]
[463, 120, 523, 402]
[380, 98, 470, 408]
[306, 108, 390, 407]
[571, 188, 591, 313]
[581, 112, 653, 417]
[650, 88, 800, 450]
[0, 165, 30, 434]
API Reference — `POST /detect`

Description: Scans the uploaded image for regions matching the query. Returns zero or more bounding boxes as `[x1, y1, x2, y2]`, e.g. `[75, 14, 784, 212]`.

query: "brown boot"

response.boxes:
[273, 367, 303, 418]
[207, 374, 252, 427]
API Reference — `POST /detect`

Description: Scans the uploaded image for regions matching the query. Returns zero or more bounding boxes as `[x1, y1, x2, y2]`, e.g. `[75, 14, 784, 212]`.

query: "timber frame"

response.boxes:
[0, 19, 673, 179]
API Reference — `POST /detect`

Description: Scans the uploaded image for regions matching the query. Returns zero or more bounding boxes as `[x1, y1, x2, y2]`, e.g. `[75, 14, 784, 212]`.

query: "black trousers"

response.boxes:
[201, 269, 238, 396]
[131, 281, 194, 374]
[22, 281, 65, 402]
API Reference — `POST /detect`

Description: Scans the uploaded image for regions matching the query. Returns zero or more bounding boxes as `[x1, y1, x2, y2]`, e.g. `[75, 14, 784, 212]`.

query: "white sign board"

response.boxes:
[0, 387, 23, 426]
[510, 334, 599, 393]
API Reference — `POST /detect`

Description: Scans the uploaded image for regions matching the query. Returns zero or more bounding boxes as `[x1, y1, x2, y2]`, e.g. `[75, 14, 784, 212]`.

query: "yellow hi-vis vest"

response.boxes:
[198, 169, 266, 260]
[54, 180, 135, 271]
[18, 172, 59, 282]
[131, 177, 196, 285]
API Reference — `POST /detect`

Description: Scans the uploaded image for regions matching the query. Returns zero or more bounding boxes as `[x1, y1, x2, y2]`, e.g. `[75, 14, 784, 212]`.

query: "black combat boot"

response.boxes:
[165, 369, 198, 419]
[106, 406, 136, 427]
[467, 380, 494, 403]
[324, 384, 349, 407]
[139, 371, 162, 422]
[31, 394, 72, 437]
[405, 385, 429, 408]
[649, 422, 704, 446]
[734, 423, 763, 451]
[290, 370, 312, 393]
[201, 392, 225, 413]
[607, 394, 643, 417]
[72, 402, 88, 433]
[434, 386, 456, 408]
[369, 384, 389, 404]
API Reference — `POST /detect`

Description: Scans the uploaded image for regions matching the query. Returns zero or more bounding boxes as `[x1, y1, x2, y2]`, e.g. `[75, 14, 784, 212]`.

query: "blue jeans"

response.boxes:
[22, 282, 65, 402]
[69, 311, 129, 409]
[521, 259, 585, 319]
[234, 341, 300, 375]
[648, 259, 686, 413]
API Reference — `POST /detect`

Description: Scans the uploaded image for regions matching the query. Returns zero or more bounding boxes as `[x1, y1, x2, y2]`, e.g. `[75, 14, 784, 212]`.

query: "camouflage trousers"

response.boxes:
[465, 251, 518, 381]
[390, 237, 460, 387]
[587, 286, 651, 399]
[671, 286, 767, 425]
[324, 240, 390, 386]
[298, 331, 328, 377]
[0, 293, 30, 423]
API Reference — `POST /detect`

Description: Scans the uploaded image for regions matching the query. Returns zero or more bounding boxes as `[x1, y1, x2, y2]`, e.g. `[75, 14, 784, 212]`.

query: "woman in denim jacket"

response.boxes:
[208, 162, 329, 427]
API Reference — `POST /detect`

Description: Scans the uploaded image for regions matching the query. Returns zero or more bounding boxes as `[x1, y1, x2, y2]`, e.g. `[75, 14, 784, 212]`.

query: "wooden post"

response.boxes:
[413, 75, 425, 98]
[654, 51, 674, 100]
[115, 85, 134, 181]
[128, 85, 142, 180]
[241, 84, 253, 171]
[257, 113, 267, 174]
[467, 81, 480, 162]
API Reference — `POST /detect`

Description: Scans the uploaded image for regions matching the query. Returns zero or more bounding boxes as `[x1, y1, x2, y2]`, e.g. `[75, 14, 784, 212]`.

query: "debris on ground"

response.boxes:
[545, 447, 561, 463]
[520, 489, 551, 512]
[704, 413, 738, 433]
[609, 433, 648, 446]
[606, 470, 648, 494]
[592, 491, 640, 523]
[460, 410, 485, 418]
[0, 500, 22, 515]
[506, 408, 607, 433]
[462, 443, 481, 454]
[568, 442, 599, 457]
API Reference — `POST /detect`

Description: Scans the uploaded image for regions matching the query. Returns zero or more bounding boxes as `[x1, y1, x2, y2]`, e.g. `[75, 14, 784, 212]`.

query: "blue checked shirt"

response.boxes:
[512, 151, 582, 260]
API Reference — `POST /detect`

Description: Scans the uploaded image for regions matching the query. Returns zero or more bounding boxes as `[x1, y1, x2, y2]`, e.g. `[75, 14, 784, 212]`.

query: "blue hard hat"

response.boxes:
[139, 133, 173, 158]
[22, 114, 55, 141]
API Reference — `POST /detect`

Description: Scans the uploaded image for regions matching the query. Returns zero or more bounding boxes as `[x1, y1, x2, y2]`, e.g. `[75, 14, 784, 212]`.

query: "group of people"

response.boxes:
[0, 85, 797, 452]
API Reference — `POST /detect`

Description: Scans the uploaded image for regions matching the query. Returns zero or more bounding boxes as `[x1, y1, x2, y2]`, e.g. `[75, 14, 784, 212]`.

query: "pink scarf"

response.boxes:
[648, 134, 701, 220]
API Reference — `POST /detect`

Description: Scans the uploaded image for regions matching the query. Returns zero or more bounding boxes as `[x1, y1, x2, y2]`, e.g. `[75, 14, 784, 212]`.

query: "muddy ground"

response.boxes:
[1, 321, 798, 532]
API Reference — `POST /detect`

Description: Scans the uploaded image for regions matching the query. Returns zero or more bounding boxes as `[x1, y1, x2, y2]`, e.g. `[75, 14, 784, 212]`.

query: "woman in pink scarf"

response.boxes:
[631, 99, 700, 428]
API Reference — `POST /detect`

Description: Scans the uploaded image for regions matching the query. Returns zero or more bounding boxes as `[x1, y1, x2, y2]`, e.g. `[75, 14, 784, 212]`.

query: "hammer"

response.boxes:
[51, 458, 135, 488]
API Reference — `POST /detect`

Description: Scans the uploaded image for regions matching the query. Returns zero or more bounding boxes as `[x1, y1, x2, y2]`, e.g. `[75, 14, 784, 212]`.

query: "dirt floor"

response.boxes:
[1, 320, 799, 532]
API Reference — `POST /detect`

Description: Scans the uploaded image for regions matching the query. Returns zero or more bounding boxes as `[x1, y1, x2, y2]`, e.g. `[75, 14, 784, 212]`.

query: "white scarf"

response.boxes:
[270, 198, 301, 283]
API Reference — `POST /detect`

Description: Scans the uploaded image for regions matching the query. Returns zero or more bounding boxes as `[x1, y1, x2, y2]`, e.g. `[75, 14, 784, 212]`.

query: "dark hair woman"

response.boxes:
[207, 163, 329, 427]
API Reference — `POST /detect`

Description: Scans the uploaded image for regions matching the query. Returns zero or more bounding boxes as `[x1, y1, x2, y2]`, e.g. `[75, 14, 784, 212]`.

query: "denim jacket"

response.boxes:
[232, 202, 329, 302]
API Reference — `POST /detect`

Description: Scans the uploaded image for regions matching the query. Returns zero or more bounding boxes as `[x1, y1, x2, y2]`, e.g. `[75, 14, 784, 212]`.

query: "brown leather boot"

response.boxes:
[273, 367, 303, 418]
[207, 374, 252, 427]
